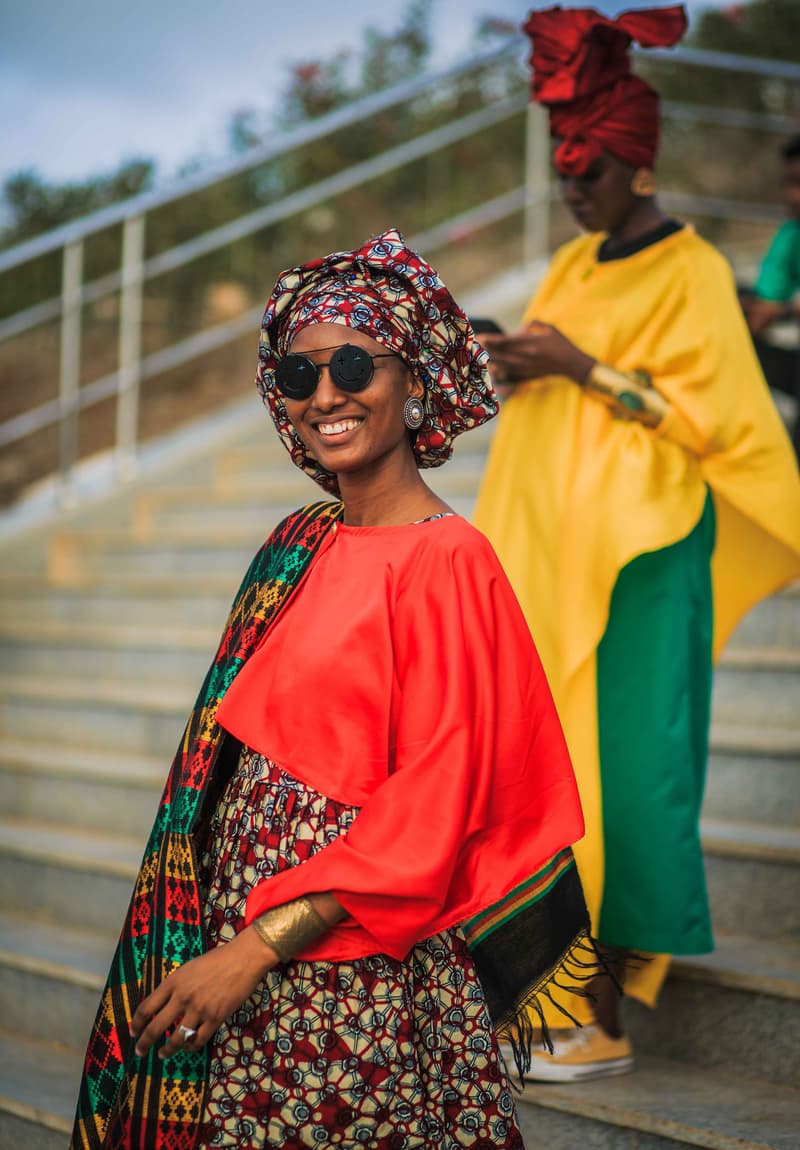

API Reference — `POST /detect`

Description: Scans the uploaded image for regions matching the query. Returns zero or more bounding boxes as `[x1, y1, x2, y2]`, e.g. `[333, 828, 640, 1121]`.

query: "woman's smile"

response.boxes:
[313, 415, 365, 441]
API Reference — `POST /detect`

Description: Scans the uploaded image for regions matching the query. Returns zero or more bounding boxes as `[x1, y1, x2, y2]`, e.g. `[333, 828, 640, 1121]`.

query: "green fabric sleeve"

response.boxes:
[754, 220, 800, 302]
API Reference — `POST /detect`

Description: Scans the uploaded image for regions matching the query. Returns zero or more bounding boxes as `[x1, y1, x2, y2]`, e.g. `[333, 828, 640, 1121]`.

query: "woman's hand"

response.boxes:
[130, 925, 277, 1060]
[483, 322, 595, 386]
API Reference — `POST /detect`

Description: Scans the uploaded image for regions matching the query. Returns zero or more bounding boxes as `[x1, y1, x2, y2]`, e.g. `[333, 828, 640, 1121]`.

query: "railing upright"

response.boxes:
[116, 214, 146, 481]
[57, 239, 84, 504]
[523, 102, 550, 268]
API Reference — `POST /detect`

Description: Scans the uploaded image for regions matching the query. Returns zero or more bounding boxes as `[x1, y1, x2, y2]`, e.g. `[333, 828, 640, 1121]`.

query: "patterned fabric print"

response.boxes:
[198, 749, 524, 1150]
[256, 227, 497, 494]
[71, 502, 343, 1150]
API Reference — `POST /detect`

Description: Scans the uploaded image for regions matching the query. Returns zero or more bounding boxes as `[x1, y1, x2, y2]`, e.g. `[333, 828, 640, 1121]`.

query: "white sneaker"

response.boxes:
[500, 1024, 634, 1083]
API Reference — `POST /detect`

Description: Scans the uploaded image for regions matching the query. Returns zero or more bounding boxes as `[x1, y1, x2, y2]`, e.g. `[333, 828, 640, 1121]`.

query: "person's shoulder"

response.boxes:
[765, 218, 800, 255]
[552, 232, 597, 270]
[667, 227, 736, 289]
[414, 515, 506, 574]
[252, 500, 342, 564]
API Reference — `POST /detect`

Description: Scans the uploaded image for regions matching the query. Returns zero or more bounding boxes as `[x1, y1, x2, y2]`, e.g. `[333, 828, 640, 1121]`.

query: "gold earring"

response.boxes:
[630, 168, 656, 197]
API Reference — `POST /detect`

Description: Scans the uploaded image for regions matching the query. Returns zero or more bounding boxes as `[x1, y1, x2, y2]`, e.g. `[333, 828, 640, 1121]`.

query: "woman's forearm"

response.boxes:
[251, 892, 347, 964]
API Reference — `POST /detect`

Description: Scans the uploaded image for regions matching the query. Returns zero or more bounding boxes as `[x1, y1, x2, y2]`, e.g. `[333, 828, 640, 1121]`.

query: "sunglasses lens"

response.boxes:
[275, 354, 318, 400]
[330, 344, 374, 391]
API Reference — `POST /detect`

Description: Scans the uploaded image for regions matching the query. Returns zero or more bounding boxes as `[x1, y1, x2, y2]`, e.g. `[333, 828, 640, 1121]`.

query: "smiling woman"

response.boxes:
[71, 227, 595, 1150]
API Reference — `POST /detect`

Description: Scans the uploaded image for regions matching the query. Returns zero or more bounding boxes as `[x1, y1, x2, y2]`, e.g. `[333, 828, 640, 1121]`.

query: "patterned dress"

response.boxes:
[197, 748, 524, 1149]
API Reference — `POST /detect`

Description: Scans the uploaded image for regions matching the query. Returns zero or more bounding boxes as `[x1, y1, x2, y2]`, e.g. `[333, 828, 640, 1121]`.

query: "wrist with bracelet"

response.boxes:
[252, 896, 329, 963]
[582, 362, 669, 428]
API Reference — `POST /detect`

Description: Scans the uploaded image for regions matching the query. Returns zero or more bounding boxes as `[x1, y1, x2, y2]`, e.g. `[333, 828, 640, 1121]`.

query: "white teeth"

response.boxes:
[318, 419, 361, 436]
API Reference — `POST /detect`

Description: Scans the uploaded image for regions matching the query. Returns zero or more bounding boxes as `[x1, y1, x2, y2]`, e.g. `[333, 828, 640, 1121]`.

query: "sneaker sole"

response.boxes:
[524, 1055, 634, 1083]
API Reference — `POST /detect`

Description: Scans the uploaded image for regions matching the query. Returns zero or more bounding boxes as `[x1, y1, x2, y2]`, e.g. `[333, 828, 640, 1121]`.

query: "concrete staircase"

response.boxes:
[1, 418, 798, 1149]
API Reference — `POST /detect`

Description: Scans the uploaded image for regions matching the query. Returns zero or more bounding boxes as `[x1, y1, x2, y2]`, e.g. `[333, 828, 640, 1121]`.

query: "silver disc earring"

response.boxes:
[403, 396, 425, 430]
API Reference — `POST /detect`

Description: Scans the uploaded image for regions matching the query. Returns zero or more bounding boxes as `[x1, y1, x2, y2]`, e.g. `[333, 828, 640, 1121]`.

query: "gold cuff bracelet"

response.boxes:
[585, 362, 669, 428]
[253, 896, 329, 963]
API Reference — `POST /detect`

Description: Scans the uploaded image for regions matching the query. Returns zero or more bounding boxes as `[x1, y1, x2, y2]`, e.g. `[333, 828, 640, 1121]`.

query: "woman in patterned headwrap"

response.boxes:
[71, 228, 595, 1150]
[475, 5, 800, 1081]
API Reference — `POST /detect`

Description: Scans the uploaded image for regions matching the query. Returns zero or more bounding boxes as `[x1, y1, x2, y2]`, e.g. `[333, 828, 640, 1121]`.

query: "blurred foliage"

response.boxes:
[690, 0, 800, 63]
[2, 0, 799, 504]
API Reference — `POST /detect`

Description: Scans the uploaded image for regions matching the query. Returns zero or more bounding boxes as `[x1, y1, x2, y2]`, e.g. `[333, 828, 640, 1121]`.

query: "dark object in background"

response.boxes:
[470, 317, 505, 336]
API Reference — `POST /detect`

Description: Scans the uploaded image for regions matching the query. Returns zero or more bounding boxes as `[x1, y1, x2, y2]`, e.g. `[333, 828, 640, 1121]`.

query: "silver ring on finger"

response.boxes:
[178, 1024, 198, 1042]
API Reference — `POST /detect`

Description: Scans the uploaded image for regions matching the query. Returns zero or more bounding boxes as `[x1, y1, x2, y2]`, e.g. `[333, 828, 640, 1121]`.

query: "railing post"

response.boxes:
[58, 239, 84, 506]
[116, 213, 145, 481]
[523, 102, 551, 269]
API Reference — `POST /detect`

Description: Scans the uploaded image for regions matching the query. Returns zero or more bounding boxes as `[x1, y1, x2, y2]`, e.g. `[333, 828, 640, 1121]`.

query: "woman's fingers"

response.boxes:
[130, 980, 172, 1038]
[133, 997, 182, 1057]
[157, 1013, 206, 1060]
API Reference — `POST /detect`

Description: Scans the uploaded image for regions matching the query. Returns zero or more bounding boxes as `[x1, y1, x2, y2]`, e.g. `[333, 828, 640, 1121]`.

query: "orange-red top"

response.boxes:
[216, 514, 584, 961]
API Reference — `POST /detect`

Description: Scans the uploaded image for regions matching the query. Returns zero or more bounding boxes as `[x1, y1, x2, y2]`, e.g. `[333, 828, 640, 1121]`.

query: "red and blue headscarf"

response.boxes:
[257, 227, 496, 494]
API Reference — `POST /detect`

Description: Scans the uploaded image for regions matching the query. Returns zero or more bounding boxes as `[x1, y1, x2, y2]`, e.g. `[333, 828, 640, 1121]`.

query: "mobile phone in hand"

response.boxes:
[470, 318, 505, 336]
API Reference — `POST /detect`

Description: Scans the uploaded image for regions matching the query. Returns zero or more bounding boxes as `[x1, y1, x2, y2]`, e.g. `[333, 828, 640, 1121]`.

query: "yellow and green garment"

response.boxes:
[474, 226, 800, 1021]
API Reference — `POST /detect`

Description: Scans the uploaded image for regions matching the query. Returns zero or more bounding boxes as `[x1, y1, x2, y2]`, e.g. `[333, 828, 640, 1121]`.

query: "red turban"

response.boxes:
[523, 5, 687, 176]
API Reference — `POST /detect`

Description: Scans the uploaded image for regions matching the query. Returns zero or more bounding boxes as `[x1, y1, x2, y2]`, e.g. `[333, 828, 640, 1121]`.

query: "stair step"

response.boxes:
[0, 620, 216, 680]
[0, 739, 163, 834]
[0, 818, 140, 931]
[730, 580, 800, 647]
[702, 818, 800, 938]
[0, 910, 112, 1048]
[702, 818, 800, 864]
[674, 931, 800, 1000]
[0, 573, 235, 623]
[48, 525, 283, 580]
[704, 725, 800, 825]
[624, 933, 800, 1086]
[517, 1054, 800, 1150]
[711, 647, 800, 728]
[0, 1029, 80, 1149]
[0, 675, 191, 755]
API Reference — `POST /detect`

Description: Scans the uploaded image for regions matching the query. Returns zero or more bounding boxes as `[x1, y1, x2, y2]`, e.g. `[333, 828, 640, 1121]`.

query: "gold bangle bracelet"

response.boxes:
[585, 362, 669, 428]
[252, 896, 329, 963]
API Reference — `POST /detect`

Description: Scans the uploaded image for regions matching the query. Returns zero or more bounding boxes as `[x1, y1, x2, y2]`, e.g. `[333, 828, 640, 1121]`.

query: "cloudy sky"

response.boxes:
[1, 0, 731, 189]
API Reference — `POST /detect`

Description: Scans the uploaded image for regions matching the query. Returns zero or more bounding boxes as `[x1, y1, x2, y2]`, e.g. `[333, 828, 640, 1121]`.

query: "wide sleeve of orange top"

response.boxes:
[243, 525, 584, 962]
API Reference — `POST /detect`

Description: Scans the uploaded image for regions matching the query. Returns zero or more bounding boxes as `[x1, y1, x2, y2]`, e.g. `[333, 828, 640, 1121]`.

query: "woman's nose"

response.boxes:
[311, 366, 346, 409]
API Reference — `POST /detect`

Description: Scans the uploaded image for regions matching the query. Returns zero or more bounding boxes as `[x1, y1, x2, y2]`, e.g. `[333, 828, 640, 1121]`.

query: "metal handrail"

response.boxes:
[642, 44, 800, 81]
[2, 93, 794, 349]
[0, 94, 528, 346]
[0, 40, 522, 275]
[2, 39, 798, 277]
[2, 38, 799, 507]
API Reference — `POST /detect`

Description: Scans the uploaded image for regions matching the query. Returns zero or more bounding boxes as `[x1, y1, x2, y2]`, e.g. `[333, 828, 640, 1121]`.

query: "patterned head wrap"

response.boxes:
[523, 5, 687, 176]
[257, 227, 496, 494]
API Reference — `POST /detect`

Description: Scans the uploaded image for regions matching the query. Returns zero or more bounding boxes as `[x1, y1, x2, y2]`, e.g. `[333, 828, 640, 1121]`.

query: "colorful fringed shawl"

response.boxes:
[71, 501, 591, 1150]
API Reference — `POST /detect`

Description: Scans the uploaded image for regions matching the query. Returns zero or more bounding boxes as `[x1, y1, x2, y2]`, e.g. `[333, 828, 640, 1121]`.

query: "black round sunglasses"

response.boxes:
[275, 343, 398, 401]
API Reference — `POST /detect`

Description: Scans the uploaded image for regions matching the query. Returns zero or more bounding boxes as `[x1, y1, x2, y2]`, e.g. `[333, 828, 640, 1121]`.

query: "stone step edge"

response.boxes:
[0, 572, 238, 594]
[673, 951, 800, 1003]
[0, 820, 141, 879]
[0, 944, 103, 994]
[700, 818, 800, 865]
[3, 673, 799, 747]
[0, 674, 192, 711]
[1, 1052, 797, 1150]
[1, 881, 799, 1005]
[3, 621, 798, 670]
[0, 739, 164, 787]
[0, 619, 218, 652]
[0, 1092, 71, 1138]
[0, 1027, 79, 1135]
[1, 936, 796, 1007]
[710, 724, 800, 758]
[517, 1058, 799, 1150]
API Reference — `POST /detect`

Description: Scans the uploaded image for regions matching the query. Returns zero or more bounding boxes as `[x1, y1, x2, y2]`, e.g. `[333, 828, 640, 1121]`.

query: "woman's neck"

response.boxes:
[337, 449, 450, 527]
[607, 198, 666, 246]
